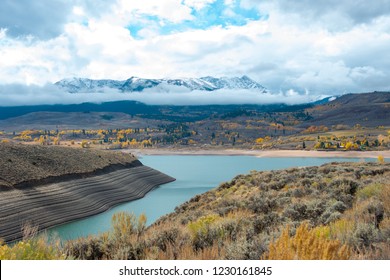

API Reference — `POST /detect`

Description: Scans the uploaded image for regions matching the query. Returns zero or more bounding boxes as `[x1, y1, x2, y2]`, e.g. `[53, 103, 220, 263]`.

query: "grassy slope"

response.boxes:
[60, 161, 390, 260]
[0, 143, 139, 188]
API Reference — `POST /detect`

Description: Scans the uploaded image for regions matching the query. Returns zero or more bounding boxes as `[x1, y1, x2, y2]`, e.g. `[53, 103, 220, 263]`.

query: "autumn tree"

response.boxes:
[53, 137, 60, 145]
[255, 137, 264, 144]
[81, 140, 90, 148]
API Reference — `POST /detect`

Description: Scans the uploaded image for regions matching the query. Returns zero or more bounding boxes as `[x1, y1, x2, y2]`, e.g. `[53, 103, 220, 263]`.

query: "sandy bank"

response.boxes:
[0, 165, 175, 242]
[130, 148, 390, 159]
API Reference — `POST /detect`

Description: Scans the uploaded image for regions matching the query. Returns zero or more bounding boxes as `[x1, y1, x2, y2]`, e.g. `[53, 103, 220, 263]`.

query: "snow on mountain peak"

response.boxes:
[55, 76, 267, 93]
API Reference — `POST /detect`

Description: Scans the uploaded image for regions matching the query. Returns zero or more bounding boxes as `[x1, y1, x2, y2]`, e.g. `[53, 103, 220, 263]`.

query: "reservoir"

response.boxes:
[48, 155, 372, 240]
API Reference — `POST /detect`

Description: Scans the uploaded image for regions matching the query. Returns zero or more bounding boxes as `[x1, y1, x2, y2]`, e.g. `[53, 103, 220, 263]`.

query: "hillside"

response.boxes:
[305, 92, 390, 127]
[62, 161, 390, 260]
[0, 142, 141, 188]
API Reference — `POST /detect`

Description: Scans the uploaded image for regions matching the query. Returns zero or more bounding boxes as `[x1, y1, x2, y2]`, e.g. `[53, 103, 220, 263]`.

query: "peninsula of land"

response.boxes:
[0, 143, 175, 242]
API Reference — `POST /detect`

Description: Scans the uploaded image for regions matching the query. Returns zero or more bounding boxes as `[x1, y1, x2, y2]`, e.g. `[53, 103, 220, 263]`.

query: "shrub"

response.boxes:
[111, 212, 146, 242]
[65, 212, 148, 260]
[253, 213, 280, 234]
[379, 217, 390, 241]
[331, 201, 347, 213]
[329, 179, 359, 195]
[225, 237, 251, 260]
[263, 223, 350, 260]
[325, 212, 342, 224]
[150, 228, 180, 251]
[351, 223, 379, 249]
[356, 183, 383, 200]
[380, 184, 390, 215]
[0, 237, 65, 260]
[0, 223, 65, 260]
[283, 203, 307, 221]
[247, 195, 276, 214]
[64, 236, 105, 260]
[188, 215, 220, 250]
[305, 199, 326, 221]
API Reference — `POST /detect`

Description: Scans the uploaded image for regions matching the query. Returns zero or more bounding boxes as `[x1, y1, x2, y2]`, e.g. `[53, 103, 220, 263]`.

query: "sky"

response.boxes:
[0, 0, 390, 105]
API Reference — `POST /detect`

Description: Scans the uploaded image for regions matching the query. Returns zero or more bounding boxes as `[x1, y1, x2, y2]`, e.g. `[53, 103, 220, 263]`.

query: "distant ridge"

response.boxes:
[55, 75, 268, 93]
[305, 91, 390, 127]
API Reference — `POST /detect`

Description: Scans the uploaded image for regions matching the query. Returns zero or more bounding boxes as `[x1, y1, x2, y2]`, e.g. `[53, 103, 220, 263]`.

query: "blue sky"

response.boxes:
[127, 0, 263, 38]
[0, 0, 390, 105]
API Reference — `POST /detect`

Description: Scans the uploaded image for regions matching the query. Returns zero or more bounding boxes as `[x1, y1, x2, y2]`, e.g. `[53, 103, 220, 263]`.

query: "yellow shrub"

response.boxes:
[329, 218, 355, 241]
[0, 238, 65, 260]
[111, 212, 136, 242]
[111, 212, 147, 243]
[356, 183, 383, 200]
[188, 215, 219, 239]
[263, 223, 350, 260]
[313, 225, 331, 239]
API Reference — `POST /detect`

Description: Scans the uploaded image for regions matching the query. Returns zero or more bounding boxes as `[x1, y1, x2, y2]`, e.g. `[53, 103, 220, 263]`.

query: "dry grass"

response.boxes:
[263, 223, 351, 260]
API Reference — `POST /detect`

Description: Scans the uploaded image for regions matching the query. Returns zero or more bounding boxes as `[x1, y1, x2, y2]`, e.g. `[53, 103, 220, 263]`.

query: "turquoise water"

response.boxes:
[48, 156, 371, 240]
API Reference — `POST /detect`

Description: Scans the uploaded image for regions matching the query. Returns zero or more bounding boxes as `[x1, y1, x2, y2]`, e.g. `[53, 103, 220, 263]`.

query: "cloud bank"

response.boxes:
[0, 0, 389, 105]
[0, 83, 323, 106]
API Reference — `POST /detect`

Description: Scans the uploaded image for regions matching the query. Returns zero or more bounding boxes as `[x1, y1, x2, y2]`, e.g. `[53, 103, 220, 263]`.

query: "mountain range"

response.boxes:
[55, 75, 268, 93]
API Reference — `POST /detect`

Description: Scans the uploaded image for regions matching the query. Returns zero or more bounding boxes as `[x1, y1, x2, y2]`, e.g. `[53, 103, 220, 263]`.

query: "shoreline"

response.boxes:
[130, 148, 390, 159]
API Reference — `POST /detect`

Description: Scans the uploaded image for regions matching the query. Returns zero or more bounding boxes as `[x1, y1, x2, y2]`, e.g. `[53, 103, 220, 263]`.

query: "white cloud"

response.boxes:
[0, 83, 322, 106]
[225, 0, 235, 6]
[133, 89, 321, 106]
[113, 0, 194, 24]
[0, 0, 390, 104]
[72, 6, 85, 16]
[242, 0, 390, 28]
[184, 0, 217, 11]
[0, 35, 73, 85]
[65, 21, 135, 58]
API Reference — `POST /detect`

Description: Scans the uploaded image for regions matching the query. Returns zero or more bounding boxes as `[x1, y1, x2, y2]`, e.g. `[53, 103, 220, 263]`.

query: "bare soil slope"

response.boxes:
[0, 143, 141, 188]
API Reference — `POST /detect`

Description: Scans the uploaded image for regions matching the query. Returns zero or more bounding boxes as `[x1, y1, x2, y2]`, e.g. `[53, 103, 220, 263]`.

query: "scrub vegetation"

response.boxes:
[2, 161, 388, 260]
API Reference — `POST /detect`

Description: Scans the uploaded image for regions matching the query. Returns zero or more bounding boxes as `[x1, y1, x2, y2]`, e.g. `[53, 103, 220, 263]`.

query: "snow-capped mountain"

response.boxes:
[55, 78, 123, 93]
[201, 75, 265, 90]
[55, 76, 267, 93]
